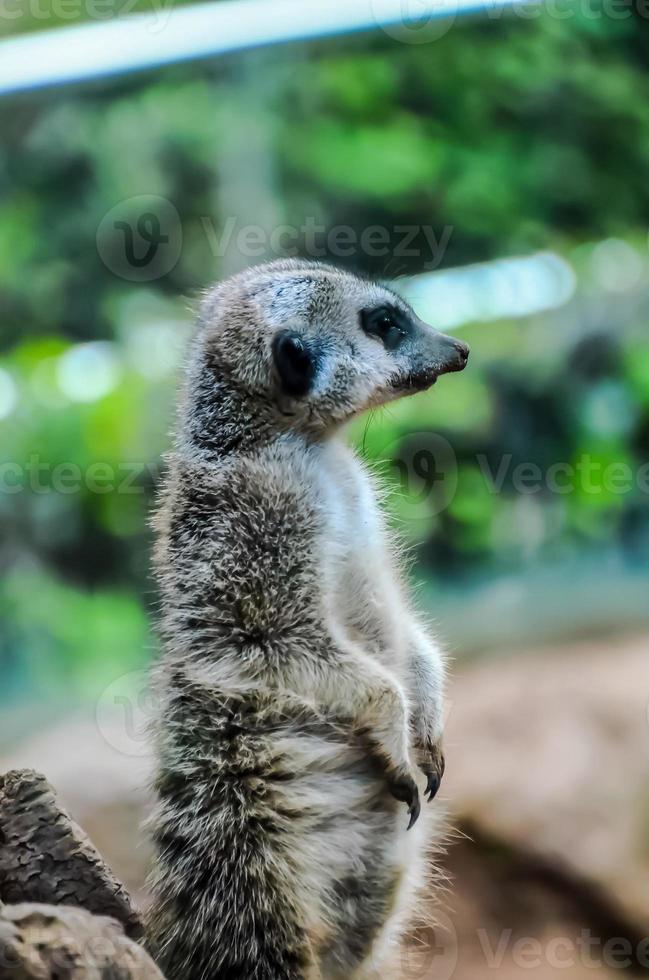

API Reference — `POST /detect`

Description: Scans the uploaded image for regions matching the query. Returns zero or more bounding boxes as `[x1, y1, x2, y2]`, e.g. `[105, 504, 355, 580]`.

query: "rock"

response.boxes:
[444, 632, 649, 926]
[0, 904, 164, 980]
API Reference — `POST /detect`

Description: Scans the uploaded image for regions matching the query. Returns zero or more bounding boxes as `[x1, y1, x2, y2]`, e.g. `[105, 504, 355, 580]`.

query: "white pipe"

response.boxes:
[0, 0, 533, 95]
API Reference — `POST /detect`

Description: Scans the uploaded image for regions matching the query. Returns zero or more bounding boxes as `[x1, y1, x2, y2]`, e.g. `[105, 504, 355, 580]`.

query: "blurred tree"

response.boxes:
[1, 6, 649, 702]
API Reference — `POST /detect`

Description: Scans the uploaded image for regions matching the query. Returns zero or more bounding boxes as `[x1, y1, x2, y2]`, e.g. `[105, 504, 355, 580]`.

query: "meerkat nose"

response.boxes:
[452, 339, 470, 367]
[436, 335, 470, 376]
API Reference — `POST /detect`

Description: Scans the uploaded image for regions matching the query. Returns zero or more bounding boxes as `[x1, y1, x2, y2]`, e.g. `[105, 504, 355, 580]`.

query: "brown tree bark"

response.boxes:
[0, 770, 143, 940]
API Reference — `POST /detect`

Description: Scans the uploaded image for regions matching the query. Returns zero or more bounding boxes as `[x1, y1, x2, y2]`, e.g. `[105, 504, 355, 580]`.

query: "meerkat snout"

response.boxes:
[396, 328, 469, 392]
[441, 335, 470, 372]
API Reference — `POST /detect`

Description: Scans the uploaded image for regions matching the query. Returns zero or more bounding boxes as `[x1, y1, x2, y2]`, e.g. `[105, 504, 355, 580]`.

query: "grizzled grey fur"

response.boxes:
[146, 259, 469, 980]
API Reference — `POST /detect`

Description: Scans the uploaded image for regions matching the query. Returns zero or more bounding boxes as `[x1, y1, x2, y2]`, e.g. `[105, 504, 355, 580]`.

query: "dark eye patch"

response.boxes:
[360, 305, 410, 351]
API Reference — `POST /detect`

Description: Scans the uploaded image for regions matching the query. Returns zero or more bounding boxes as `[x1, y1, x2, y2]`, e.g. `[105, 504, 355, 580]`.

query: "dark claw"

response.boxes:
[425, 772, 440, 802]
[419, 746, 445, 803]
[407, 791, 421, 831]
[388, 773, 420, 830]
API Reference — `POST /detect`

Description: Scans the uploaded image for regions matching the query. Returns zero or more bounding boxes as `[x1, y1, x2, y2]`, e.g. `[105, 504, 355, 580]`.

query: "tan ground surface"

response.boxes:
[3, 630, 648, 978]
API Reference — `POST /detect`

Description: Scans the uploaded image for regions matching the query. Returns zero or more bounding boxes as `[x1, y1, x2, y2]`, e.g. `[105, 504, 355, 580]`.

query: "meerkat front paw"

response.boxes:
[415, 737, 445, 803]
[363, 681, 423, 828]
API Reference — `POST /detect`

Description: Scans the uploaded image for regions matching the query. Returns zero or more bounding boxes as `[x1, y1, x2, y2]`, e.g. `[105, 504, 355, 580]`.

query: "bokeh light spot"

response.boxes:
[57, 342, 122, 403]
[0, 367, 18, 419]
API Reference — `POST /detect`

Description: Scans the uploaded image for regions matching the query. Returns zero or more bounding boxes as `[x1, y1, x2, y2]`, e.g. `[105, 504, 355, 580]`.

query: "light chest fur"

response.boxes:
[313, 440, 407, 672]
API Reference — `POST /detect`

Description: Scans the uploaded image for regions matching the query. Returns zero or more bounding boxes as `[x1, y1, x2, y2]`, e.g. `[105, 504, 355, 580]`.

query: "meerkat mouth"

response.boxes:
[399, 367, 439, 392]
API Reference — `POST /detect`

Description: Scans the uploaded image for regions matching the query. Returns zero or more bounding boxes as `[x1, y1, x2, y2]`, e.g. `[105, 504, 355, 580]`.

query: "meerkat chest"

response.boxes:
[313, 441, 405, 661]
[315, 441, 383, 563]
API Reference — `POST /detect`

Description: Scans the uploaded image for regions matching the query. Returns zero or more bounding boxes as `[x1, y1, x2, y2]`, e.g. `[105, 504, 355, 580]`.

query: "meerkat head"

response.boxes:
[189, 259, 468, 444]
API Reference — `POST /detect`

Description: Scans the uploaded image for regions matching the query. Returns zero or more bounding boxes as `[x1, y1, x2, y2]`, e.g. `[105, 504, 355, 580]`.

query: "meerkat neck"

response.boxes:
[176, 362, 334, 464]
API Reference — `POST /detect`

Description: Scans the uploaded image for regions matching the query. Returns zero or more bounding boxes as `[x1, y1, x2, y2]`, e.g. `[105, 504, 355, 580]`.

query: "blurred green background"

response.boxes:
[2, 0, 649, 730]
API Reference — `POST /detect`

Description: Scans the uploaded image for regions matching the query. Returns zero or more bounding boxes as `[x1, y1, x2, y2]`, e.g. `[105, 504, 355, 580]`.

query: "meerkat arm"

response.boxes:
[324, 452, 447, 802]
[278, 638, 421, 826]
[404, 623, 446, 800]
[332, 517, 446, 803]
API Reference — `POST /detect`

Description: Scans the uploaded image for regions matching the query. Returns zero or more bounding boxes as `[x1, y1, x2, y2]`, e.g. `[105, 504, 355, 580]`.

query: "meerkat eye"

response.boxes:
[360, 306, 408, 351]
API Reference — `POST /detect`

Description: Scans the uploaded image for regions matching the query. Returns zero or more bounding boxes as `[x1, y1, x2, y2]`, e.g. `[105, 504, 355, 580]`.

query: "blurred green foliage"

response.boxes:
[1, 5, 649, 706]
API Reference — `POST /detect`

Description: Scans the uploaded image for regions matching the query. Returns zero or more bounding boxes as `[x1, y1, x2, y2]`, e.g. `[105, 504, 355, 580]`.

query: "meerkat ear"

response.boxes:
[272, 330, 317, 398]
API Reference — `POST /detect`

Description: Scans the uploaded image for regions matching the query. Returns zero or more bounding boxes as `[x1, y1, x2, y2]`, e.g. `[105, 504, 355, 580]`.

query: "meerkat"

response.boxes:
[146, 258, 469, 980]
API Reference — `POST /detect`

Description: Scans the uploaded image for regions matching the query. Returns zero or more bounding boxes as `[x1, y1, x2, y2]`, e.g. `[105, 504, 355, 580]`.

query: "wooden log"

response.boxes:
[0, 770, 143, 940]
